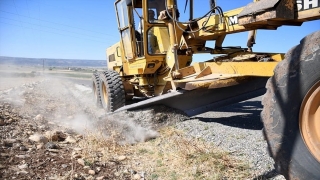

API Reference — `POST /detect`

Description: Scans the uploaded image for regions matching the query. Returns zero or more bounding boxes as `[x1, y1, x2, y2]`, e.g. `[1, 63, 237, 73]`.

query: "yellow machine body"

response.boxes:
[108, 0, 319, 99]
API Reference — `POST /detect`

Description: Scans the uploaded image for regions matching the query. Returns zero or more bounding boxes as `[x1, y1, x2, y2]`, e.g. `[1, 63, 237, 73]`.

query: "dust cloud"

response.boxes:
[0, 64, 164, 144]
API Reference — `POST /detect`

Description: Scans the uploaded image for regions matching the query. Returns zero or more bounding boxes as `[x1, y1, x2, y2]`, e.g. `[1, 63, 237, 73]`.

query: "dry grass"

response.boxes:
[78, 128, 129, 163]
[77, 126, 252, 179]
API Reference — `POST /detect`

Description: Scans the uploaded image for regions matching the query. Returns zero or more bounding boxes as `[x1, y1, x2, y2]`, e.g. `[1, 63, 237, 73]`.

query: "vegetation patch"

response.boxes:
[78, 127, 251, 179]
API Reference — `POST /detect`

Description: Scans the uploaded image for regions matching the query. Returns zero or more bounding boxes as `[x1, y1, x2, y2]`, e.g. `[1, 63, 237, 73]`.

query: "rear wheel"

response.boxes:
[300, 80, 320, 162]
[261, 31, 320, 179]
[92, 72, 102, 108]
[99, 70, 125, 112]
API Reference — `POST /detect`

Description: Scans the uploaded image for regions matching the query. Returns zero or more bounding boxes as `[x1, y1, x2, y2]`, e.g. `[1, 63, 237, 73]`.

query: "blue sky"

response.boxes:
[0, 0, 319, 61]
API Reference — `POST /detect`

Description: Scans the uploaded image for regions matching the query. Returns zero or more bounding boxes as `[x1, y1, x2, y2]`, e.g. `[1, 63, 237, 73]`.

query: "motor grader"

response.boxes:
[92, 0, 320, 179]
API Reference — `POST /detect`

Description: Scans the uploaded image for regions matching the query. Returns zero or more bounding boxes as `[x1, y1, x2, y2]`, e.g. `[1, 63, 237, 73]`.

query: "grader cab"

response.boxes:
[92, 0, 320, 179]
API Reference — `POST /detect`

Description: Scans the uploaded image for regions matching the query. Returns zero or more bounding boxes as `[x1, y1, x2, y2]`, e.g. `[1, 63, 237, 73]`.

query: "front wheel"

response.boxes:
[92, 72, 102, 108]
[261, 31, 320, 179]
[99, 70, 125, 112]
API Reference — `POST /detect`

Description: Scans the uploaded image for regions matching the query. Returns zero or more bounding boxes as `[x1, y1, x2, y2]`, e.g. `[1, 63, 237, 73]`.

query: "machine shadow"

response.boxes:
[195, 100, 264, 130]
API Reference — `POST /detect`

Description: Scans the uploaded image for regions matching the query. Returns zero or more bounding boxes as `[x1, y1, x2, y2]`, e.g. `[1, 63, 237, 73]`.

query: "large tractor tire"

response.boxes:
[99, 70, 125, 112]
[261, 31, 320, 179]
[92, 72, 102, 108]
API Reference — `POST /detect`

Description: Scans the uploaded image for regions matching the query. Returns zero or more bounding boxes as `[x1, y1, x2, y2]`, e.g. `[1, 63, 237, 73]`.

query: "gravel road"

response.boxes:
[175, 97, 285, 179]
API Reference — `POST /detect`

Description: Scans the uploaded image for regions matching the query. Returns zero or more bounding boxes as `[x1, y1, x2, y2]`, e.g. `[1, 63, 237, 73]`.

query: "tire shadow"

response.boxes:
[195, 100, 263, 130]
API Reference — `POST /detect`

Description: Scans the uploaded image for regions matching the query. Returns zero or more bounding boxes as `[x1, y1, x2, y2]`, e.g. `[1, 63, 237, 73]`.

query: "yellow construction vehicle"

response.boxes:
[91, 0, 320, 178]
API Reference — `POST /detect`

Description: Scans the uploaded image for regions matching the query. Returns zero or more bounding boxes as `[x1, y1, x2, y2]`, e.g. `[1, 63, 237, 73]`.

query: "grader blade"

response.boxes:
[115, 78, 268, 116]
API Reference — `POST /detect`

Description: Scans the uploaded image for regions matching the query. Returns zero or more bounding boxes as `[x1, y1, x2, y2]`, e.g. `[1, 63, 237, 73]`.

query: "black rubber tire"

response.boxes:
[261, 31, 320, 179]
[92, 72, 102, 108]
[99, 70, 125, 112]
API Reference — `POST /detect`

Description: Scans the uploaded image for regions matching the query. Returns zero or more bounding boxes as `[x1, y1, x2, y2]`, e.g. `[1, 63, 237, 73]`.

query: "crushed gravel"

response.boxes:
[175, 97, 285, 179]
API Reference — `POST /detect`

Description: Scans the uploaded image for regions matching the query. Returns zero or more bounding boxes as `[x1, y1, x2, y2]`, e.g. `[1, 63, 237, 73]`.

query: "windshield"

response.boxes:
[147, 0, 166, 23]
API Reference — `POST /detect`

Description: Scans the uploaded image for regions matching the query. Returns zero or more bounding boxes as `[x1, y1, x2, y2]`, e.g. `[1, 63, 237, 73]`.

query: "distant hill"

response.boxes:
[0, 56, 107, 68]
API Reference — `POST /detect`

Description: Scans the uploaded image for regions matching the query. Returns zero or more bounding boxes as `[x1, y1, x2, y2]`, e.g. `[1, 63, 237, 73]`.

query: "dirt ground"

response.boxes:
[0, 73, 197, 180]
[0, 67, 283, 180]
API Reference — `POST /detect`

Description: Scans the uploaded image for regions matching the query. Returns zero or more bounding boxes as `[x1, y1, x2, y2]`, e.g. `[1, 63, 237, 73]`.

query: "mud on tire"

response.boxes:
[92, 72, 102, 108]
[261, 31, 320, 179]
[99, 70, 125, 112]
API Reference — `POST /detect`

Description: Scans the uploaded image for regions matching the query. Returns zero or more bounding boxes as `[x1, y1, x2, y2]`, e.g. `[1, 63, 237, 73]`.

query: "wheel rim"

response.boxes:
[101, 81, 109, 108]
[300, 80, 320, 162]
